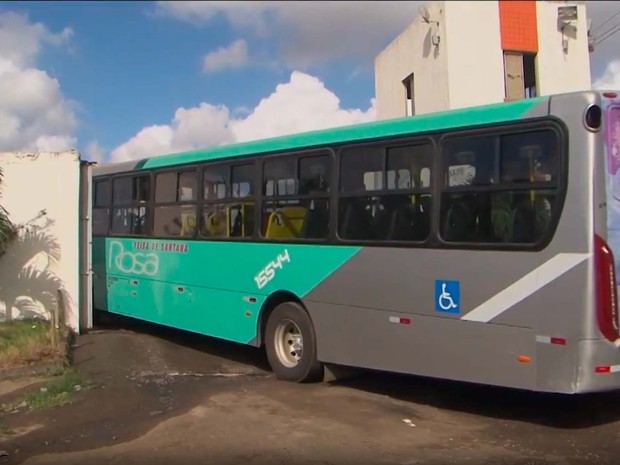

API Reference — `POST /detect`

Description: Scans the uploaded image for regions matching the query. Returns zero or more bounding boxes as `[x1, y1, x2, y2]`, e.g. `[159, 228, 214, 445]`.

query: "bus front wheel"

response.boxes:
[265, 302, 323, 382]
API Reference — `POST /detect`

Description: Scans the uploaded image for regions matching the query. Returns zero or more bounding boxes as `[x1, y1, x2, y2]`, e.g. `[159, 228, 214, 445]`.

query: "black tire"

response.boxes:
[265, 302, 323, 383]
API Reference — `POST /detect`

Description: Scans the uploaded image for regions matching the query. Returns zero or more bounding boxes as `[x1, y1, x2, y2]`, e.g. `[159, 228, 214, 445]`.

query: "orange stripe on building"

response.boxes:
[499, 1, 538, 52]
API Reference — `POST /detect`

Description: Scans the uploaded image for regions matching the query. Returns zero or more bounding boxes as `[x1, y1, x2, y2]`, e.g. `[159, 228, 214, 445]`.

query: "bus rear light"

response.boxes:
[595, 235, 620, 342]
[603, 92, 618, 99]
[595, 366, 611, 374]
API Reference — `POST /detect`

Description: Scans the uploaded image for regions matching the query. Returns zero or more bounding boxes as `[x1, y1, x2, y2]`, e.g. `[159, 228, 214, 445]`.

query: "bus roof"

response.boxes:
[93, 95, 549, 176]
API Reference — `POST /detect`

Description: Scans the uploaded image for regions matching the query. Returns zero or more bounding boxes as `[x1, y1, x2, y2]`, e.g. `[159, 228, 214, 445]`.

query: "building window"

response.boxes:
[402, 74, 415, 116]
[504, 52, 537, 101]
[523, 53, 537, 98]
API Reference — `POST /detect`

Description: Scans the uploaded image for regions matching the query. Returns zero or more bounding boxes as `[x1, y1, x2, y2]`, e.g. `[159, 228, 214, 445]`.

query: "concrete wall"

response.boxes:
[374, 0, 592, 119]
[0, 151, 82, 331]
[444, 1, 506, 110]
[374, 1, 449, 120]
[535, 0, 591, 95]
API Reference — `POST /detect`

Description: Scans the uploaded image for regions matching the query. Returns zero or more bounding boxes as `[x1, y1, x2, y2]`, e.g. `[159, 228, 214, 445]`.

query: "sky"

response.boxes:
[0, 1, 619, 164]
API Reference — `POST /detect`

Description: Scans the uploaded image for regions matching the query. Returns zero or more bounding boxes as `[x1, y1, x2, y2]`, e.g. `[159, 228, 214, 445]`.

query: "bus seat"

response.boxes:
[206, 210, 228, 237]
[180, 209, 197, 236]
[264, 206, 307, 239]
[442, 197, 476, 242]
[371, 204, 392, 240]
[300, 205, 329, 239]
[389, 204, 429, 241]
[510, 201, 536, 243]
[340, 199, 373, 240]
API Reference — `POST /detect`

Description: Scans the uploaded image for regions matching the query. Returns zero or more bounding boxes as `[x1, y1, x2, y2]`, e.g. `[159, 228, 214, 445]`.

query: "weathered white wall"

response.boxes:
[535, 0, 591, 95]
[374, 1, 449, 119]
[375, 0, 592, 119]
[0, 151, 81, 330]
[444, 1, 506, 110]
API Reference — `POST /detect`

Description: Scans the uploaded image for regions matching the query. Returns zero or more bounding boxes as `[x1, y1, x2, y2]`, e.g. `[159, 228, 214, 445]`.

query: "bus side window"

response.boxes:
[153, 170, 196, 238]
[111, 175, 151, 236]
[441, 129, 559, 245]
[93, 180, 111, 235]
[261, 154, 331, 240]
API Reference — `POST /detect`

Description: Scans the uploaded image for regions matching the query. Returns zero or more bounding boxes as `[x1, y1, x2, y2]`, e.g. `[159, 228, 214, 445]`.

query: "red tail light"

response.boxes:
[595, 234, 620, 342]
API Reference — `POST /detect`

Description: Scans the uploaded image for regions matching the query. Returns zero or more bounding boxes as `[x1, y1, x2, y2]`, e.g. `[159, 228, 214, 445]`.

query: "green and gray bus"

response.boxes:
[92, 90, 620, 394]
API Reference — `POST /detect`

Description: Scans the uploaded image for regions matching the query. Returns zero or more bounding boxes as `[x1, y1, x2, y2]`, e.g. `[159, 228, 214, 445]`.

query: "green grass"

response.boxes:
[0, 421, 15, 435]
[0, 319, 63, 370]
[24, 368, 85, 411]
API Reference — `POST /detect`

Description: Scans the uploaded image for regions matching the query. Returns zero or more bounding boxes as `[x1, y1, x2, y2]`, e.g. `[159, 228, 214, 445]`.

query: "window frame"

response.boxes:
[335, 136, 436, 245]
[109, 172, 153, 237]
[259, 149, 334, 242]
[90, 116, 567, 252]
[152, 168, 199, 239]
[435, 117, 568, 251]
[197, 159, 259, 241]
[92, 177, 112, 236]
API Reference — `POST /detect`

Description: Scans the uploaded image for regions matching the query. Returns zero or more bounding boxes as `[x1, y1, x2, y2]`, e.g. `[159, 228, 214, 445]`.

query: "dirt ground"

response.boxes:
[2, 318, 620, 465]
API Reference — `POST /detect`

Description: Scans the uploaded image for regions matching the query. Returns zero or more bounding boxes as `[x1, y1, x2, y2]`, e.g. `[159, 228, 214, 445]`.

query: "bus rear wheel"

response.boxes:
[265, 302, 323, 383]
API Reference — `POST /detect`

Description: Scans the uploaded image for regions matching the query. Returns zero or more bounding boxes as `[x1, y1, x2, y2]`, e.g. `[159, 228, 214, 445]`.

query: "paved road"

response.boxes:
[2, 318, 620, 465]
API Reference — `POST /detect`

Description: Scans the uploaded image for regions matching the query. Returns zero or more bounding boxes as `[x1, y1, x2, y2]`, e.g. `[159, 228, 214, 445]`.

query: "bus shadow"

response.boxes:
[92, 311, 272, 372]
[91, 312, 620, 429]
[333, 370, 620, 429]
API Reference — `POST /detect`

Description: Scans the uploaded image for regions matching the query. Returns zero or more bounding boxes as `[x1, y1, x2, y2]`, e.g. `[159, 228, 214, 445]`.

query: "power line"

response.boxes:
[596, 22, 620, 46]
[593, 9, 620, 33]
[596, 19, 620, 41]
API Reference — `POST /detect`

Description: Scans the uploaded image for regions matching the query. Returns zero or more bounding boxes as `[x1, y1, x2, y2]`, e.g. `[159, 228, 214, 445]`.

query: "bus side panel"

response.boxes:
[309, 300, 537, 390]
[546, 91, 620, 392]
[92, 237, 360, 344]
[105, 275, 264, 344]
[305, 247, 585, 392]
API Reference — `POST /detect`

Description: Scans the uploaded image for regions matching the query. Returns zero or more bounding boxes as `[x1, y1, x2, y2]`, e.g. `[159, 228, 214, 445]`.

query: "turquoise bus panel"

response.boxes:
[92, 237, 360, 344]
[139, 98, 545, 170]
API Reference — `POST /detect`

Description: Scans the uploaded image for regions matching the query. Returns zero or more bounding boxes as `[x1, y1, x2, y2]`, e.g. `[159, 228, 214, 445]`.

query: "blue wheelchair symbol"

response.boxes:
[435, 280, 460, 314]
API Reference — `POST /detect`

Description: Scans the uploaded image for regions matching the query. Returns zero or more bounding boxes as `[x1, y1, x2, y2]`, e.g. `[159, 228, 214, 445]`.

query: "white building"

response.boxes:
[374, 0, 592, 120]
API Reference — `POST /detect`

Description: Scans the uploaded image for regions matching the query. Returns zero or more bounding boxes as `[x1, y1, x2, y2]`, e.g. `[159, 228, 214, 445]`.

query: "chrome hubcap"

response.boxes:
[274, 319, 303, 368]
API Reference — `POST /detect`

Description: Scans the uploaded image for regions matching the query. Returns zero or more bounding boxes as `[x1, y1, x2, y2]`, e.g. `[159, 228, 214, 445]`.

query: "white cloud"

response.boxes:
[110, 125, 173, 162]
[203, 39, 249, 73]
[0, 11, 72, 68]
[85, 140, 105, 162]
[156, 1, 420, 68]
[109, 71, 375, 162]
[155, 1, 274, 35]
[35, 134, 76, 152]
[231, 71, 376, 143]
[111, 103, 235, 161]
[593, 60, 620, 90]
[0, 11, 76, 153]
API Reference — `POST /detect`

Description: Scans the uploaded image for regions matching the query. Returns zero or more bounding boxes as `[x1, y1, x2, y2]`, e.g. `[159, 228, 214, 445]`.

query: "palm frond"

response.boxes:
[0, 167, 16, 254]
